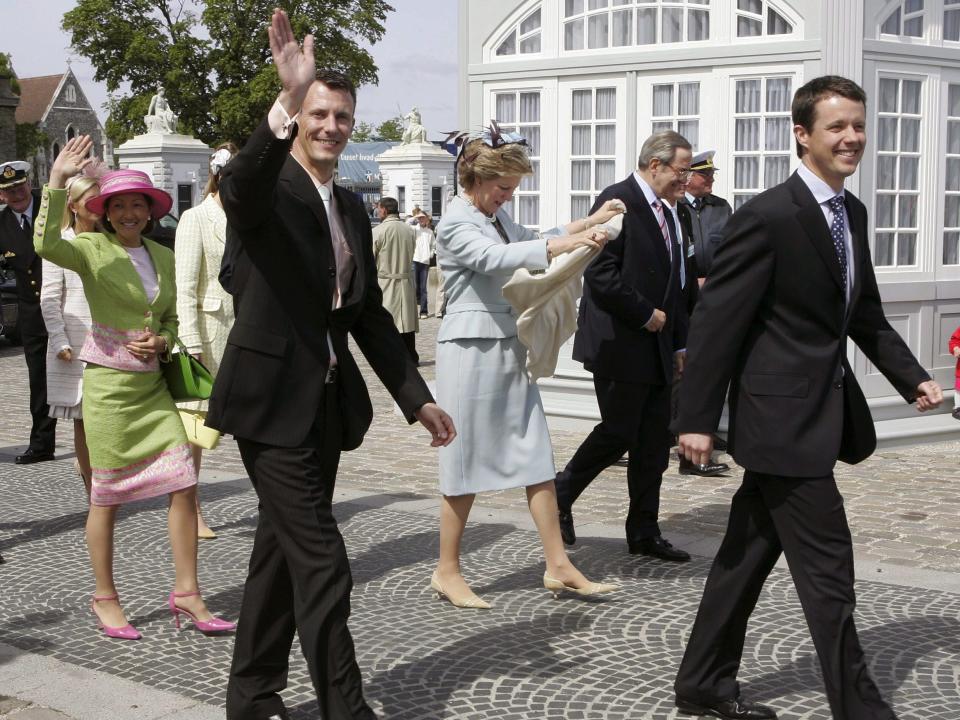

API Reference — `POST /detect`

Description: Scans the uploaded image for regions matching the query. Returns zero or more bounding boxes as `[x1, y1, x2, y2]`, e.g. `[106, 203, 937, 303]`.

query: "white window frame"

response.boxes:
[64, 83, 77, 103]
[560, 0, 712, 53]
[733, 0, 798, 39]
[729, 73, 796, 210]
[493, 5, 544, 58]
[650, 80, 701, 151]
[483, 0, 545, 61]
[873, 74, 924, 270]
[492, 89, 544, 229]
[938, 74, 960, 276]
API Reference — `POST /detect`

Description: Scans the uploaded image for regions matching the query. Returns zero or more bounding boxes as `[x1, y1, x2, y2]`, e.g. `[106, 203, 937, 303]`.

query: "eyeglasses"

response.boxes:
[664, 163, 693, 181]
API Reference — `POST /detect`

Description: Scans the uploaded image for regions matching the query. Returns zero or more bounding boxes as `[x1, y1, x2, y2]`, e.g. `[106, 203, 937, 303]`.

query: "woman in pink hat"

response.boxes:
[34, 136, 235, 641]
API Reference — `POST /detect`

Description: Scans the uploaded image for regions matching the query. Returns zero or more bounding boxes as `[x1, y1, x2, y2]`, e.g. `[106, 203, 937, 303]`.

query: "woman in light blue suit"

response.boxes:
[431, 132, 623, 608]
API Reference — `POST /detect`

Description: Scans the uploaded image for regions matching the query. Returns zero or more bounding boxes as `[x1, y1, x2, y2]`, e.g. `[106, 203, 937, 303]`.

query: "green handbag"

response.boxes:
[162, 337, 214, 401]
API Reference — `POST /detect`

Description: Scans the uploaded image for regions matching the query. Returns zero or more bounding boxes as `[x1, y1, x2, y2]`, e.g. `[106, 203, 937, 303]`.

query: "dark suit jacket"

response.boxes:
[207, 117, 433, 450]
[675, 171, 930, 476]
[676, 202, 700, 318]
[0, 191, 45, 336]
[572, 175, 686, 386]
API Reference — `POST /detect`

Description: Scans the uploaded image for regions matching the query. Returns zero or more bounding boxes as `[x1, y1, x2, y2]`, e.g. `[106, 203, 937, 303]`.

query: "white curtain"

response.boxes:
[522, 126, 540, 155]
[678, 120, 699, 150]
[897, 233, 917, 265]
[520, 34, 542, 53]
[612, 9, 632, 46]
[765, 117, 790, 151]
[945, 9, 960, 41]
[652, 120, 673, 133]
[738, 0, 762, 13]
[588, 0, 608, 9]
[900, 157, 919, 190]
[572, 126, 592, 155]
[766, 78, 792, 112]
[734, 193, 755, 210]
[588, 13, 609, 48]
[947, 158, 960, 191]
[877, 156, 896, 190]
[878, 118, 898, 152]
[767, 9, 792, 34]
[571, 195, 591, 220]
[653, 85, 673, 117]
[736, 118, 760, 151]
[521, 8, 541, 34]
[573, 90, 592, 121]
[764, 156, 789, 187]
[678, 83, 699, 115]
[595, 124, 616, 155]
[496, 32, 516, 56]
[879, 78, 899, 113]
[903, 16, 923, 37]
[519, 93, 540, 123]
[881, 9, 901, 35]
[900, 118, 920, 153]
[738, 16, 761, 36]
[944, 232, 959, 265]
[518, 196, 539, 227]
[945, 195, 960, 228]
[902, 80, 922, 114]
[521, 161, 540, 191]
[898, 194, 918, 228]
[565, 19, 584, 49]
[496, 94, 516, 124]
[566, 0, 584, 17]
[662, 7, 682, 42]
[572, 160, 591, 190]
[637, 8, 657, 44]
[596, 88, 616, 119]
[875, 233, 894, 266]
[688, 9, 710, 40]
[876, 194, 895, 228]
[949, 85, 960, 118]
[595, 159, 616, 189]
[736, 80, 760, 113]
[735, 156, 759, 189]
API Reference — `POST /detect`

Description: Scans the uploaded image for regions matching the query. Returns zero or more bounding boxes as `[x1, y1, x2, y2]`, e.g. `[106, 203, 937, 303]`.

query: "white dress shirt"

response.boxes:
[796, 163, 855, 303]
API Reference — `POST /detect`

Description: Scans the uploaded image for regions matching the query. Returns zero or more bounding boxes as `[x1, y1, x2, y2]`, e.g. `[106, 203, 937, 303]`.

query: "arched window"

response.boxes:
[879, 0, 925, 37]
[735, 0, 795, 37]
[66, 125, 75, 140]
[563, 0, 710, 50]
[53, 142, 61, 159]
[64, 83, 77, 103]
[495, 6, 542, 56]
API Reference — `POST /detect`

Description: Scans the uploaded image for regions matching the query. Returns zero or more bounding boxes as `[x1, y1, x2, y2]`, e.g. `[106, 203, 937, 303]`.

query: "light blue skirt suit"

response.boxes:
[435, 195, 564, 496]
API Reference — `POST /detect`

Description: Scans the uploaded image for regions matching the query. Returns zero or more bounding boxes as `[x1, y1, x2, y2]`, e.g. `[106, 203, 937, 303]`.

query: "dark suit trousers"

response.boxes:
[555, 376, 671, 542]
[674, 471, 896, 720]
[21, 320, 56, 453]
[226, 383, 376, 720]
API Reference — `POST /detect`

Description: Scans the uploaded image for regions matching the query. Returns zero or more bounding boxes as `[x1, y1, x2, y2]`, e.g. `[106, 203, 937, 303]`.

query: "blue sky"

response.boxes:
[0, 0, 459, 140]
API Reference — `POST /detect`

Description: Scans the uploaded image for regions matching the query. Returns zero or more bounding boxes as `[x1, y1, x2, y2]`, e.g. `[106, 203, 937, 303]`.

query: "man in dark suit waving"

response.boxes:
[673, 76, 941, 720]
[210, 11, 455, 720]
[555, 130, 692, 562]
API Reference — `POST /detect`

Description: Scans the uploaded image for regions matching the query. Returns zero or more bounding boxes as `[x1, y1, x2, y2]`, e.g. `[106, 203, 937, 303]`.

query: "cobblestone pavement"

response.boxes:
[0, 320, 958, 719]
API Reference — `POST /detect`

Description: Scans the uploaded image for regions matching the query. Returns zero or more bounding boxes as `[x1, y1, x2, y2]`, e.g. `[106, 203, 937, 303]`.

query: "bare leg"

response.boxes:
[192, 445, 215, 538]
[167, 486, 212, 620]
[74, 419, 92, 497]
[527, 480, 592, 588]
[435, 493, 478, 599]
[86, 503, 128, 627]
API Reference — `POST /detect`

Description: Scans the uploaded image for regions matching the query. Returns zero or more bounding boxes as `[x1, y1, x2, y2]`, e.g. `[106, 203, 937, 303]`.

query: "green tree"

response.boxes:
[62, 0, 394, 146]
[376, 114, 404, 142]
[350, 120, 377, 142]
[0, 53, 21, 95]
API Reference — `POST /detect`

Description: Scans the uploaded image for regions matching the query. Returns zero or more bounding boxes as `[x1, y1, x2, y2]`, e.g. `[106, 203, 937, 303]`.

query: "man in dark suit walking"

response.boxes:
[209, 11, 455, 720]
[0, 160, 56, 466]
[555, 130, 692, 562]
[673, 76, 942, 720]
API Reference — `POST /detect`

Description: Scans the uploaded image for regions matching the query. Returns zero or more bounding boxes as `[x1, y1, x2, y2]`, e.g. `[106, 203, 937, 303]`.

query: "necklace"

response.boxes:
[461, 192, 494, 219]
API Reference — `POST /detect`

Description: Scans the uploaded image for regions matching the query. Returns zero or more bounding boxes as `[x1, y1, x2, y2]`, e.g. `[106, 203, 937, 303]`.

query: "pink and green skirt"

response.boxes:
[83, 364, 196, 507]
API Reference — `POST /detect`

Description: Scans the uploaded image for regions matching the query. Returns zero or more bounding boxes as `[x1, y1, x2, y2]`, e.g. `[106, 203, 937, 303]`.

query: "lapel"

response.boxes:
[788, 172, 845, 293]
[279, 156, 335, 297]
[624, 175, 671, 271]
[203, 195, 226, 247]
[104, 232, 159, 306]
[844, 192, 866, 312]
[333, 182, 363, 303]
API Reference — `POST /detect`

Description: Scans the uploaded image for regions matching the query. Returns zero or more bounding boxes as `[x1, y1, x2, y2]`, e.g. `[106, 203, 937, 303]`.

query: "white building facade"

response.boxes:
[459, 0, 960, 443]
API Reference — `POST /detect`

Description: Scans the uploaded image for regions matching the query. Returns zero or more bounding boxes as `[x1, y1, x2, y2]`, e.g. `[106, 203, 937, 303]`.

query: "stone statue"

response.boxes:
[401, 107, 429, 145]
[144, 87, 178, 135]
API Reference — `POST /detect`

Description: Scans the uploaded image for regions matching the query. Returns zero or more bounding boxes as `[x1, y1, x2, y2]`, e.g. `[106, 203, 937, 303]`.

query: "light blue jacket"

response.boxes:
[436, 196, 563, 342]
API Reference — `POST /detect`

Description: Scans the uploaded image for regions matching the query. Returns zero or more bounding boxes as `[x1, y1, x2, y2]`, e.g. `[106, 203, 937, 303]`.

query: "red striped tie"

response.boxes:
[653, 200, 672, 259]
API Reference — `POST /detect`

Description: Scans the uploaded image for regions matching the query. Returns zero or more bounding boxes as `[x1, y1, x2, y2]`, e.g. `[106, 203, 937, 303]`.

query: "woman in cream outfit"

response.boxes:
[40, 173, 100, 494]
[431, 134, 623, 608]
[174, 143, 237, 538]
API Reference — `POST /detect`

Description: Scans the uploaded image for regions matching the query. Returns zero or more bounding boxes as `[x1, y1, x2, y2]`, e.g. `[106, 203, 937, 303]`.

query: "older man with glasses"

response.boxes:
[677, 150, 732, 288]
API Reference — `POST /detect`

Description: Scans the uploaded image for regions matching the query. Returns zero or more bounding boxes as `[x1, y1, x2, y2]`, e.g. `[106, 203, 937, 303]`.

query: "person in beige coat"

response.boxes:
[174, 142, 238, 538]
[372, 196, 419, 363]
[39, 172, 101, 495]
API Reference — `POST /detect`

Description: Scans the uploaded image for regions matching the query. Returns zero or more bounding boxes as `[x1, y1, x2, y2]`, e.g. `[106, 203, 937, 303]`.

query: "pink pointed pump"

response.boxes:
[168, 590, 237, 634]
[92, 593, 142, 640]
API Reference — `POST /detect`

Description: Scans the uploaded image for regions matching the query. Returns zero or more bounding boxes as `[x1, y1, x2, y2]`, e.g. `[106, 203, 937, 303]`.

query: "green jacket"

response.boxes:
[33, 186, 177, 371]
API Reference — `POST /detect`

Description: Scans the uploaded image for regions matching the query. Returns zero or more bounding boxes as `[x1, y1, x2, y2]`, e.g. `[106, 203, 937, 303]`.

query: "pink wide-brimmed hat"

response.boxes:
[85, 169, 173, 219]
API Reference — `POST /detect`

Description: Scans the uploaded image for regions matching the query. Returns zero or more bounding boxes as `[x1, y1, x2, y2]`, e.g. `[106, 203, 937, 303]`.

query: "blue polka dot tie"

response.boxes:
[827, 195, 848, 296]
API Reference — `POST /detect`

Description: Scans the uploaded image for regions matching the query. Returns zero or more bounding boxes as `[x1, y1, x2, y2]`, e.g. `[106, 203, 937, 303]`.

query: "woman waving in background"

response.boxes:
[175, 142, 238, 539]
[35, 136, 235, 640]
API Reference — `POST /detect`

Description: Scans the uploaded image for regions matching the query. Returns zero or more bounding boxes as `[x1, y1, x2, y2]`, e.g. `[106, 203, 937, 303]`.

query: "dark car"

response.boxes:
[146, 212, 178, 252]
[0, 255, 19, 344]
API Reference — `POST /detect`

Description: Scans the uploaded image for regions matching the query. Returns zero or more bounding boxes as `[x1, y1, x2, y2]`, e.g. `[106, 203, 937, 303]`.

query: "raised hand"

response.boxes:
[589, 199, 626, 226]
[49, 135, 94, 189]
[268, 8, 315, 115]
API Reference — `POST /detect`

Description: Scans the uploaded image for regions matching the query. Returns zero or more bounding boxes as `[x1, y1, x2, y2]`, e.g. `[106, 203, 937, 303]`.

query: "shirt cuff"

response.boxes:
[268, 100, 299, 139]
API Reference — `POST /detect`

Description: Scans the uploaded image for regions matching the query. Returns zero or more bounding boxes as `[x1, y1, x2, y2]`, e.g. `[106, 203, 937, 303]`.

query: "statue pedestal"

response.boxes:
[115, 132, 211, 217]
[376, 143, 455, 216]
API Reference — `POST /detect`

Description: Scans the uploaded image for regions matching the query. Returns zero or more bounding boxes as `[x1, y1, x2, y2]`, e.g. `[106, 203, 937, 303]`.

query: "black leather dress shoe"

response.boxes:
[712, 435, 729, 452]
[676, 695, 777, 719]
[679, 457, 729, 476]
[14, 449, 55, 465]
[558, 510, 576, 546]
[629, 535, 690, 562]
